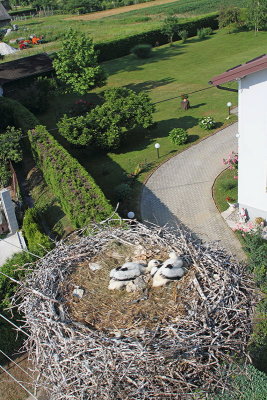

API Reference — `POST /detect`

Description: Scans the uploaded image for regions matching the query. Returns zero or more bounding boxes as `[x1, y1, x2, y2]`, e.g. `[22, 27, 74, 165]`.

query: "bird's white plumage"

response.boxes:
[108, 279, 128, 290]
[145, 259, 161, 273]
[109, 262, 145, 281]
[152, 252, 185, 287]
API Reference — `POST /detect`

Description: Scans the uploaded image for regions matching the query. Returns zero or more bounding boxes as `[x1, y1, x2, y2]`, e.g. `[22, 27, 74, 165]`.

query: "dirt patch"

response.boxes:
[65, 0, 181, 21]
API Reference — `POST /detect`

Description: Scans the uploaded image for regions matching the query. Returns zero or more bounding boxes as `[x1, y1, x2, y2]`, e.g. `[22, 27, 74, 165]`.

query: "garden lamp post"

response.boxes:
[127, 211, 135, 219]
[226, 101, 232, 119]
[155, 143, 160, 159]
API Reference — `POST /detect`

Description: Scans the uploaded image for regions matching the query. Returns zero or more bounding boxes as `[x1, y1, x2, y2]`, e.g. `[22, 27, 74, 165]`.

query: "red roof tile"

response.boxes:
[209, 54, 267, 86]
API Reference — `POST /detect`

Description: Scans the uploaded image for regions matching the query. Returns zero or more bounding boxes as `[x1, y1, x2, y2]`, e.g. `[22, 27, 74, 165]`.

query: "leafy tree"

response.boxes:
[161, 15, 179, 45]
[218, 6, 241, 29]
[0, 126, 22, 163]
[57, 114, 92, 146]
[58, 87, 155, 150]
[53, 28, 107, 95]
[247, 0, 267, 34]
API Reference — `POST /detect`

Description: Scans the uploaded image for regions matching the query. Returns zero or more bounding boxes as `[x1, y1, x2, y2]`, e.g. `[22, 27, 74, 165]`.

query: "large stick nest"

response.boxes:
[16, 221, 257, 400]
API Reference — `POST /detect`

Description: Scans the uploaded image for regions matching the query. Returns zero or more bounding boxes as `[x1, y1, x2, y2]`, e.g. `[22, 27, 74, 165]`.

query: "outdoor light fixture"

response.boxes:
[155, 143, 160, 159]
[127, 211, 135, 219]
[235, 133, 240, 138]
[226, 101, 232, 119]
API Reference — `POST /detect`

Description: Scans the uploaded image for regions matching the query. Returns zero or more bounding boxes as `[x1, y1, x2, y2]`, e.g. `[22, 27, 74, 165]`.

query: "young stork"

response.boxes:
[108, 260, 161, 290]
[152, 252, 185, 287]
[108, 261, 146, 290]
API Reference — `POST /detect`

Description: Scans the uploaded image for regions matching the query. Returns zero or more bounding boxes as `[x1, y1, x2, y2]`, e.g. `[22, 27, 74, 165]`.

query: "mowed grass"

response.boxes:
[213, 168, 238, 212]
[38, 29, 267, 214]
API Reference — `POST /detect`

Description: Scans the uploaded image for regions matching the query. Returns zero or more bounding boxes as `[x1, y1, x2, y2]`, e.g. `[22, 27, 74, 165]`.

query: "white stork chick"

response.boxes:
[108, 279, 127, 290]
[162, 252, 184, 269]
[146, 259, 161, 277]
[152, 253, 185, 287]
[108, 262, 146, 290]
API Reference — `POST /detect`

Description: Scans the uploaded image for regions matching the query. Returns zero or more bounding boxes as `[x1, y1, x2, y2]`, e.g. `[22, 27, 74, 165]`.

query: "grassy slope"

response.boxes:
[38, 29, 267, 214]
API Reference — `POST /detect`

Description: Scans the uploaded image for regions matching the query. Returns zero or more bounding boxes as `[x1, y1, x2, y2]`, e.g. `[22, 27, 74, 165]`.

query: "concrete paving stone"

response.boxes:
[141, 122, 245, 260]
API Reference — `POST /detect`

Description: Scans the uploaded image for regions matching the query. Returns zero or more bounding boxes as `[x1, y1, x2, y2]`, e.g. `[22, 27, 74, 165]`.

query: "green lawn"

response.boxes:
[37, 29, 266, 214]
[213, 168, 238, 212]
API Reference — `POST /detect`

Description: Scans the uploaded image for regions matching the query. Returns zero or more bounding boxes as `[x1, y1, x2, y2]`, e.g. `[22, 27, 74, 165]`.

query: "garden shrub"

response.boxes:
[199, 116, 215, 130]
[114, 183, 132, 202]
[58, 87, 154, 151]
[131, 44, 152, 58]
[0, 97, 38, 132]
[169, 128, 188, 145]
[178, 29, 188, 43]
[218, 6, 242, 30]
[95, 14, 219, 61]
[28, 125, 113, 228]
[197, 27, 213, 39]
[68, 99, 95, 117]
[14, 77, 57, 114]
[22, 207, 54, 256]
[57, 114, 92, 146]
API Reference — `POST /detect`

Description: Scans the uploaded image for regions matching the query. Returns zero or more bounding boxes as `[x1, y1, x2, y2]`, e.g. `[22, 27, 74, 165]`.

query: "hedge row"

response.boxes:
[22, 207, 54, 256]
[95, 13, 219, 62]
[0, 97, 39, 132]
[28, 125, 113, 228]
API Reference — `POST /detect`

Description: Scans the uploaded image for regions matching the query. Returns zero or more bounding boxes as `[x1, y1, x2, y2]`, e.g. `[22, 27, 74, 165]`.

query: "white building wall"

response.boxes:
[238, 70, 267, 220]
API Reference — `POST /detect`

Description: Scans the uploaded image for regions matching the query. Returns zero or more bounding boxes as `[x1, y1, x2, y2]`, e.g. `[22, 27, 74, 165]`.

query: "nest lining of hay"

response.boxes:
[16, 221, 257, 400]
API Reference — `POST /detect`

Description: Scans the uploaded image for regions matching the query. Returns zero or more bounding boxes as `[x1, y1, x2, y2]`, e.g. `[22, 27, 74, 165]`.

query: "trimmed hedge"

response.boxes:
[0, 97, 39, 132]
[96, 13, 219, 61]
[28, 125, 113, 228]
[22, 207, 54, 256]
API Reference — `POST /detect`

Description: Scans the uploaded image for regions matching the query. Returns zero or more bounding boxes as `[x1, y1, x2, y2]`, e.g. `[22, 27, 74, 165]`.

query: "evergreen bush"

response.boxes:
[169, 128, 188, 145]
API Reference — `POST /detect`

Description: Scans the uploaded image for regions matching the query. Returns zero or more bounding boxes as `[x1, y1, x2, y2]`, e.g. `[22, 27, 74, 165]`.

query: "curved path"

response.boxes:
[141, 122, 245, 259]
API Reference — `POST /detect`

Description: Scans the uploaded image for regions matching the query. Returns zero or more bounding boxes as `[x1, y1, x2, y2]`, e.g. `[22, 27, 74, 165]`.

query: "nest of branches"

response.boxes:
[16, 221, 257, 400]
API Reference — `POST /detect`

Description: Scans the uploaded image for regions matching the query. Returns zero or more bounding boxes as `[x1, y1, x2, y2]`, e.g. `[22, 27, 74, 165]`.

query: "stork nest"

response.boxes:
[16, 221, 257, 400]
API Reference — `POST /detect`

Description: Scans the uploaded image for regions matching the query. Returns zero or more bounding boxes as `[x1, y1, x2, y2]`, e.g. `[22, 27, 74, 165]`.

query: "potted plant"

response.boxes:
[226, 196, 236, 208]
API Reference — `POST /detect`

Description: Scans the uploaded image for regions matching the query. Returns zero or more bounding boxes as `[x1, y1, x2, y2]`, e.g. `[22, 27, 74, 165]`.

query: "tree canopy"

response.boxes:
[53, 29, 106, 95]
[161, 15, 179, 44]
[57, 87, 155, 150]
[247, 0, 267, 34]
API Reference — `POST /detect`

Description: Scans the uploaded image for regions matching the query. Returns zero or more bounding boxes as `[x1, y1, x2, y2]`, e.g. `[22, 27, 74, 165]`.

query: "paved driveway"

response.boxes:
[141, 122, 245, 259]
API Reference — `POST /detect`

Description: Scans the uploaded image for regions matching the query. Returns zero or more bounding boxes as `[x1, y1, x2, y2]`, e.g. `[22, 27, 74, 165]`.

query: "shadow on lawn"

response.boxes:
[190, 102, 206, 109]
[125, 77, 175, 92]
[155, 116, 199, 137]
[104, 45, 185, 76]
